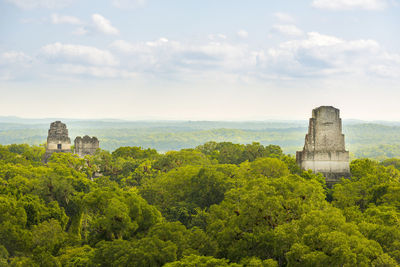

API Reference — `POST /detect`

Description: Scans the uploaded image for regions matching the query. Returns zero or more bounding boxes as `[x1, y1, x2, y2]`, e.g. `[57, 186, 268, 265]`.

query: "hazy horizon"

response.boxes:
[3, 115, 400, 125]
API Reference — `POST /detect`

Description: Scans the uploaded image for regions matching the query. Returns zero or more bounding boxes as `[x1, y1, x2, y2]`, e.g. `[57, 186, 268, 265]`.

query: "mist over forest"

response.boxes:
[1, 117, 400, 160]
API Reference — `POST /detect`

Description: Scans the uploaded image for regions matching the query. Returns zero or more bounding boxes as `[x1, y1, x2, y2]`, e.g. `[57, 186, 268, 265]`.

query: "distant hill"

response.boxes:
[2, 117, 400, 159]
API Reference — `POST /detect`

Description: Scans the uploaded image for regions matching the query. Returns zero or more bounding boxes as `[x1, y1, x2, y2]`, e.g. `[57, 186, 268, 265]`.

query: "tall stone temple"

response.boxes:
[296, 106, 350, 185]
[43, 121, 99, 162]
[44, 121, 72, 162]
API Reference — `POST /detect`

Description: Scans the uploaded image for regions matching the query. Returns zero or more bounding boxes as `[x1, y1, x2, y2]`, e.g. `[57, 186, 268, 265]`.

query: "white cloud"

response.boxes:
[110, 38, 257, 74]
[312, 0, 388, 10]
[50, 14, 118, 36]
[57, 64, 135, 78]
[92, 14, 119, 35]
[271, 25, 303, 37]
[237, 30, 249, 39]
[112, 0, 146, 8]
[146, 37, 169, 47]
[107, 34, 399, 81]
[110, 40, 136, 53]
[1, 51, 32, 65]
[41, 43, 119, 66]
[5, 0, 74, 9]
[51, 14, 82, 25]
[208, 34, 227, 41]
[20, 17, 47, 24]
[0, 51, 33, 81]
[273, 12, 295, 23]
[264, 32, 397, 78]
[7, 32, 399, 82]
[72, 27, 88, 36]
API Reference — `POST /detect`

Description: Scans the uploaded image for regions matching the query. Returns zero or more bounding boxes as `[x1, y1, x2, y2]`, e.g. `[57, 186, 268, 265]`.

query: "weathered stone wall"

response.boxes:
[296, 106, 350, 185]
[44, 121, 72, 162]
[74, 135, 99, 157]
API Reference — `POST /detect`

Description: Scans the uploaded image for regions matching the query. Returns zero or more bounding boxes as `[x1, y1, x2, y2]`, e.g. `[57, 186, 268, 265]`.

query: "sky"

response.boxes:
[0, 0, 399, 121]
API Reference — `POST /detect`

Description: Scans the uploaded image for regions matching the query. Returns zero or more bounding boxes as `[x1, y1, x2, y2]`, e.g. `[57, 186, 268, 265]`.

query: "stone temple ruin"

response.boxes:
[44, 121, 99, 162]
[44, 121, 72, 162]
[296, 106, 350, 185]
[74, 135, 99, 157]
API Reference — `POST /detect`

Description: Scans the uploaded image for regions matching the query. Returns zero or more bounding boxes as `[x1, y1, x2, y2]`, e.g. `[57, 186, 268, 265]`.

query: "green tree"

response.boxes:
[0, 245, 8, 267]
[84, 183, 162, 244]
[165, 255, 240, 267]
[30, 219, 67, 266]
[153, 149, 212, 172]
[206, 175, 325, 262]
[58, 245, 94, 266]
[112, 146, 159, 160]
[141, 165, 234, 226]
[275, 206, 395, 266]
[92, 238, 177, 267]
[0, 195, 31, 255]
[148, 222, 217, 259]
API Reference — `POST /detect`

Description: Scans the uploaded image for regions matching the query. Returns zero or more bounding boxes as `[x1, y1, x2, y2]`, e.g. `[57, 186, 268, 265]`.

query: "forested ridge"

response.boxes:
[3, 120, 400, 159]
[1, 142, 400, 266]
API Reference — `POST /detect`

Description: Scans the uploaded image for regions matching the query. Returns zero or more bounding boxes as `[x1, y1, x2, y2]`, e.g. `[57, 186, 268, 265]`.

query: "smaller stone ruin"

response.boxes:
[74, 135, 99, 157]
[44, 121, 72, 162]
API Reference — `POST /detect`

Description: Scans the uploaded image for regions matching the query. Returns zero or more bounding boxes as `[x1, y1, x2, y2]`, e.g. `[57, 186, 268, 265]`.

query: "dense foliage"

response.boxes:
[1, 141, 400, 266]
